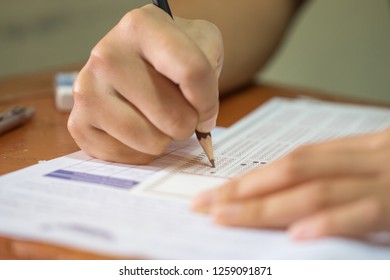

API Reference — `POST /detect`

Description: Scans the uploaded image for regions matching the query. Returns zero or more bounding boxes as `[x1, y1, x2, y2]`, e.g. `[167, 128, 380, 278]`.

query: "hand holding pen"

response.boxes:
[152, 0, 215, 166]
[68, 2, 223, 165]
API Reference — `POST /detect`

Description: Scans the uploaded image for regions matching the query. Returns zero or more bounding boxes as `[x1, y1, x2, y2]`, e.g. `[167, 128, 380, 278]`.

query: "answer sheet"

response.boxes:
[1, 98, 390, 259]
[135, 98, 390, 200]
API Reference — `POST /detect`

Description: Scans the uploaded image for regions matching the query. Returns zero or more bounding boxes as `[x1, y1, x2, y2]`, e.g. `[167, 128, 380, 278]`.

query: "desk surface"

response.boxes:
[0, 68, 382, 259]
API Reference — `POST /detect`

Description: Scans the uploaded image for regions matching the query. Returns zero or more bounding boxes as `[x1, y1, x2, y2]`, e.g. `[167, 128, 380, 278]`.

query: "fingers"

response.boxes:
[192, 179, 237, 211]
[116, 5, 221, 132]
[194, 175, 390, 241]
[68, 115, 157, 165]
[207, 177, 378, 228]
[193, 145, 377, 210]
[69, 72, 164, 163]
[94, 99, 169, 156]
[105, 54, 198, 140]
[290, 198, 383, 240]
[191, 112, 390, 240]
[221, 132, 389, 200]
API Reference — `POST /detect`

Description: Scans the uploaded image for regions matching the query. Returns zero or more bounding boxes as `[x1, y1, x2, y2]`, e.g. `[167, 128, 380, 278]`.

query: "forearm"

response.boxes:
[171, 0, 305, 93]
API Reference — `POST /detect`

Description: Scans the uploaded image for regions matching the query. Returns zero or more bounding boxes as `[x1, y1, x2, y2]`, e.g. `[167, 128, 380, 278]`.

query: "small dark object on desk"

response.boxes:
[0, 106, 35, 136]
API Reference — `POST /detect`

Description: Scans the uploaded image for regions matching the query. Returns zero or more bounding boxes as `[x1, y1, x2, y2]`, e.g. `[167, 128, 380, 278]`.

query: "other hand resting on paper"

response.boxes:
[68, 4, 222, 164]
[193, 128, 390, 240]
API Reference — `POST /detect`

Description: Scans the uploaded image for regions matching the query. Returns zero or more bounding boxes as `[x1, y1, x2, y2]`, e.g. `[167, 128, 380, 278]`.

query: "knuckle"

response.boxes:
[72, 61, 105, 107]
[88, 45, 111, 74]
[72, 79, 90, 106]
[119, 9, 149, 34]
[67, 114, 77, 137]
[73, 55, 109, 107]
[67, 111, 84, 141]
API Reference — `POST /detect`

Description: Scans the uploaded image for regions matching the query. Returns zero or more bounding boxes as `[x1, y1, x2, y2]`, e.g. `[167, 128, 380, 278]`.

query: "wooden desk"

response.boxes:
[0, 67, 80, 175]
[0, 69, 383, 259]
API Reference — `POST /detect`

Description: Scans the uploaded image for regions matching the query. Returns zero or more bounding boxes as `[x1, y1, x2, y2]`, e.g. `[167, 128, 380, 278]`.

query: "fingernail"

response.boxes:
[289, 222, 319, 241]
[192, 190, 215, 212]
[197, 117, 217, 133]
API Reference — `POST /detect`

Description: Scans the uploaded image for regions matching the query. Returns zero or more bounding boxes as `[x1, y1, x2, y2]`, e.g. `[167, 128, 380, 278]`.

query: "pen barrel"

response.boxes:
[0, 114, 27, 135]
[0, 107, 35, 136]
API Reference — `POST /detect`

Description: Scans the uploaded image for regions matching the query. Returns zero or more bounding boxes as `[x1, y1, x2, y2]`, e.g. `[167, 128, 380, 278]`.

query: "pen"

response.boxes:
[152, 0, 216, 168]
[0, 106, 35, 136]
[152, 0, 173, 18]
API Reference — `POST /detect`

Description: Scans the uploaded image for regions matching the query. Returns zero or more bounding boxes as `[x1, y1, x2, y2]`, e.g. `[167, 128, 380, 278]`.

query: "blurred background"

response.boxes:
[1, 0, 389, 102]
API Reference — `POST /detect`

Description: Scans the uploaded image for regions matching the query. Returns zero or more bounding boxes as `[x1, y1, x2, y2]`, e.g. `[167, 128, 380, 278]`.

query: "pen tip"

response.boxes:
[210, 159, 215, 168]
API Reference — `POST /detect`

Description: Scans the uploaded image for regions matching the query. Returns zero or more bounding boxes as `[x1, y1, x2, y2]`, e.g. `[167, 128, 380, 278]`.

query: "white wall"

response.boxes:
[261, 0, 390, 103]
